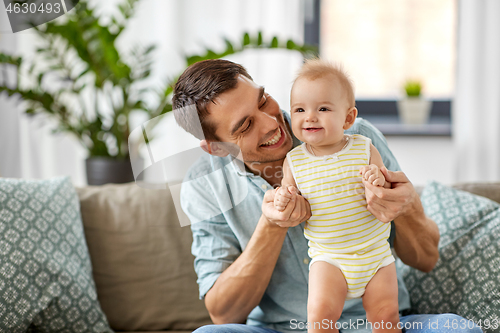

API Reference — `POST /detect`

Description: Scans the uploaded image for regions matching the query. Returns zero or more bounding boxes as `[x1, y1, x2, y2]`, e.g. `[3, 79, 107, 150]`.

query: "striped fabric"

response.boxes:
[287, 134, 394, 298]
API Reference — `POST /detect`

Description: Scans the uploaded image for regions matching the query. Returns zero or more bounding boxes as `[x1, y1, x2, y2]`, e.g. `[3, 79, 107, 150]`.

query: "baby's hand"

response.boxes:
[274, 185, 296, 211]
[359, 164, 386, 187]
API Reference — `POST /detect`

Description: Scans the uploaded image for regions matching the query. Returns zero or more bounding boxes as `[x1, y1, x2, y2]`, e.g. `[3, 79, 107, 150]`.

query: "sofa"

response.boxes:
[1, 178, 499, 332]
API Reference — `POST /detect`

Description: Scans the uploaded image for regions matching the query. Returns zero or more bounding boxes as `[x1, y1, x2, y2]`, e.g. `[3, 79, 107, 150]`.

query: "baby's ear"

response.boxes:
[343, 107, 358, 130]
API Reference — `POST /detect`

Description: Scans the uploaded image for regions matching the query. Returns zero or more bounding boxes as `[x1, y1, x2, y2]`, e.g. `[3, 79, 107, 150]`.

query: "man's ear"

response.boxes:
[343, 107, 358, 130]
[200, 140, 230, 157]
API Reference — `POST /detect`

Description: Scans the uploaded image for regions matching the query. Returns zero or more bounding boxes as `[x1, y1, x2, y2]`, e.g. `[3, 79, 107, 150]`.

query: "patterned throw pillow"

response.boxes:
[398, 181, 500, 333]
[0, 177, 112, 332]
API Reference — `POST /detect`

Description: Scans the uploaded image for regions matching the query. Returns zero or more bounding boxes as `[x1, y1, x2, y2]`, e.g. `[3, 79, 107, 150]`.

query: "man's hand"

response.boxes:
[263, 187, 311, 228]
[362, 167, 417, 223]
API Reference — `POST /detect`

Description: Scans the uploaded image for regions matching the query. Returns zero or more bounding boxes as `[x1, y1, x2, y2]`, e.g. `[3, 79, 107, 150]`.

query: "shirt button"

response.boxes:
[261, 184, 268, 190]
[303, 258, 309, 265]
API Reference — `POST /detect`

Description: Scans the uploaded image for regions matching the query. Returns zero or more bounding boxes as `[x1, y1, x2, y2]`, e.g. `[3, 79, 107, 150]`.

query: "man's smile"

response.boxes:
[260, 126, 285, 148]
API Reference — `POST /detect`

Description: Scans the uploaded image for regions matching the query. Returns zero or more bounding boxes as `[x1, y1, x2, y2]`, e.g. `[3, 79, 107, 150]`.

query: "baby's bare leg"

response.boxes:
[308, 261, 347, 333]
[362, 263, 401, 332]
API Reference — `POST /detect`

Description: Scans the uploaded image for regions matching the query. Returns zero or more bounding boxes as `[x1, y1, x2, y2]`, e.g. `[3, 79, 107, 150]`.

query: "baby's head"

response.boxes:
[290, 59, 357, 147]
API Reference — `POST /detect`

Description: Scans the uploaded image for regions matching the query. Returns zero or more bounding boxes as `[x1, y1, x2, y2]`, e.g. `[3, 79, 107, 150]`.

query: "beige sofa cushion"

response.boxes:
[76, 183, 211, 331]
[451, 182, 500, 203]
[416, 182, 500, 204]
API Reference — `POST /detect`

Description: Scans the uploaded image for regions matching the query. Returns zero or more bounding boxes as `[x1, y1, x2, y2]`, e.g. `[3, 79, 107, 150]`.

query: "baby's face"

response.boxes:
[290, 76, 353, 148]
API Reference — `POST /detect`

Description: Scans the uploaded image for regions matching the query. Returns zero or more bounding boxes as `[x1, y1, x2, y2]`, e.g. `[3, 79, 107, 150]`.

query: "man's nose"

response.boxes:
[260, 111, 278, 127]
[256, 111, 279, 134]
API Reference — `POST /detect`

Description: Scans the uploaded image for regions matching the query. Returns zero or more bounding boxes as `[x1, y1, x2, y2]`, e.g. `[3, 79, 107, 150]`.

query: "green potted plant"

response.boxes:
[0, 0, 316, 185]
[397, 79, 432, 125]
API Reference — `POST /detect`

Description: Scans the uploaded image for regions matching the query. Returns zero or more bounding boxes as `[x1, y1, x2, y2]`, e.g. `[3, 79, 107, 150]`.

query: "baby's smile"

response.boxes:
[303, 127, 323, 132]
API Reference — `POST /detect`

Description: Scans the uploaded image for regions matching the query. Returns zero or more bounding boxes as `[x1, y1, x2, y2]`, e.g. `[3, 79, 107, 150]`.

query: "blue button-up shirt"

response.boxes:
[181, 114, 410, 332]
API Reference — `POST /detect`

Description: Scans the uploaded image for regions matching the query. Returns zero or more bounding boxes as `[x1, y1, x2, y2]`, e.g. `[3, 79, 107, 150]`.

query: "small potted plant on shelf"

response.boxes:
[397, 80, 432, 125]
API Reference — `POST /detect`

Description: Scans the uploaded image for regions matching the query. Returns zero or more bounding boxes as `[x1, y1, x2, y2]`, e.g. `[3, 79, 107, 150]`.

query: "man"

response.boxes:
[172, 59, 481, 333]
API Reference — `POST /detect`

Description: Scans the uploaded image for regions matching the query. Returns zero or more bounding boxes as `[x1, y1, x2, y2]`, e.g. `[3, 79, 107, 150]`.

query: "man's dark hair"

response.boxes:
[172, 59, 253, 141]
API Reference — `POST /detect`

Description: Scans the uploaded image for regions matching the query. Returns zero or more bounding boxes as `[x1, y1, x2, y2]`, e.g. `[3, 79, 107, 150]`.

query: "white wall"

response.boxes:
[386, 136, 455, 187]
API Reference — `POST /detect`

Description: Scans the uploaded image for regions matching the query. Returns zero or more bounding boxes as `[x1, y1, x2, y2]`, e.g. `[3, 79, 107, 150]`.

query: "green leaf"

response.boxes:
[271, 37, 279, 48]
[0, 53, 22, 66]
[224, 39, 235, 54]
[286, 39, 296, 50]
[243, 32, 251, 46]
[186, 55, 203, 66]
[144, 45, 156, 54]
[37, 73, 44, 85]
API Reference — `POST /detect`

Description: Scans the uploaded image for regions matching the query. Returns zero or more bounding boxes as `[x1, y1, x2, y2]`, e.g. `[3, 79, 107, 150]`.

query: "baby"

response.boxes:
[275, 59, 401, 332]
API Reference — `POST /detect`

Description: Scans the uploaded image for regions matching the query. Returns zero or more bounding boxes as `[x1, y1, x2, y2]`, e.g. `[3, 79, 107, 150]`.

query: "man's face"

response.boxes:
[207, 75, 294, 165]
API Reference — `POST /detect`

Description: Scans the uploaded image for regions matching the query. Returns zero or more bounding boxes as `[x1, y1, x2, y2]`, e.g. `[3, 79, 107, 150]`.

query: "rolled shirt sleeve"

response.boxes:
[190, 217, 241, 299]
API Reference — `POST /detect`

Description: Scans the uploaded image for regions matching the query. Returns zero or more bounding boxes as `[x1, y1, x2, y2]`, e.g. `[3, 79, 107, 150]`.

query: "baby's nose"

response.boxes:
[306, 114, 317, 121]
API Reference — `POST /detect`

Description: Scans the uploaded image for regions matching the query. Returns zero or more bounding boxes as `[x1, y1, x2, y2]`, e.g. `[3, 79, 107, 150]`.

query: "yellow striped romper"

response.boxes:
[286, 134, 394, 299]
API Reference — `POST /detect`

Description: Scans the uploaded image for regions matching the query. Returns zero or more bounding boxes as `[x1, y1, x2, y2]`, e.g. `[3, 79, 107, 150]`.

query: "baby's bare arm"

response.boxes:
[274, 159, 298, 211]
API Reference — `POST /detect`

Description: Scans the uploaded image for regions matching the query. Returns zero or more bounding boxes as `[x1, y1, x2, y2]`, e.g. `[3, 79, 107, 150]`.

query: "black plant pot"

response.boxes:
[85, 157, 136, 186]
